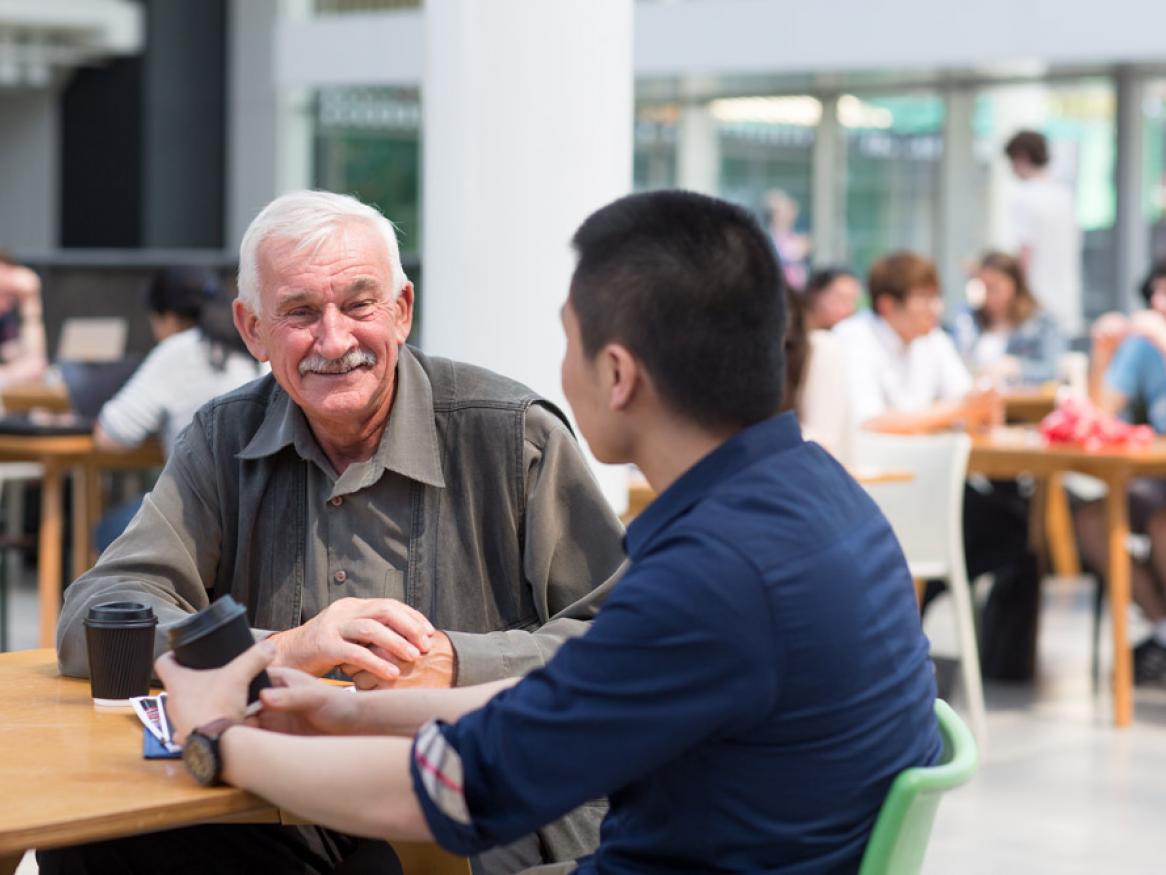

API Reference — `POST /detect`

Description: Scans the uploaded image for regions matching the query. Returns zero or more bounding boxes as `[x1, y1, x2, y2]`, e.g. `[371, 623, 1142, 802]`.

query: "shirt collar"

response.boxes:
[238, 345, 446, 489]
[624, 411, 803, 559]
[870, 312, 911, 357]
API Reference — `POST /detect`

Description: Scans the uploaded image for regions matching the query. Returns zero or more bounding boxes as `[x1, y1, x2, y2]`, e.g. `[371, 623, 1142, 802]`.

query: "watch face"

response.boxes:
[183, 734, 219, 786]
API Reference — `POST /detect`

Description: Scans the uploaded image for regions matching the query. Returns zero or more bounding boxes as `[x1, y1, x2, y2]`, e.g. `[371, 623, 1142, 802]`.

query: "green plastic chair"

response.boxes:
[857, 699, 978, 875]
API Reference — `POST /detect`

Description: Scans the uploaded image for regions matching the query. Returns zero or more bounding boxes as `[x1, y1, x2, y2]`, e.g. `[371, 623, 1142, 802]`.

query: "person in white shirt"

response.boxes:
[95, 268, 265, 456]
[803, 267, 861, 332]
[834, 252, 999, 434]
[836, 251, 1041, 682]
[93, 267, 265, 549]
[783, 287, 852, 462]
[1003, 130, 1083, 336]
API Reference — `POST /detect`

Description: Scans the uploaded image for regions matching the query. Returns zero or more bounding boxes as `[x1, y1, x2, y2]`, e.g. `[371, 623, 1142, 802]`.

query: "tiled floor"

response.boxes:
[4, 566, 1165, 873]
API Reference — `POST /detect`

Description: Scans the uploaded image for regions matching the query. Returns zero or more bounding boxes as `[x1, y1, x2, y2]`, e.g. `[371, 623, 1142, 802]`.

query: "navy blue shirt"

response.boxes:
[411, 413, 940, 873]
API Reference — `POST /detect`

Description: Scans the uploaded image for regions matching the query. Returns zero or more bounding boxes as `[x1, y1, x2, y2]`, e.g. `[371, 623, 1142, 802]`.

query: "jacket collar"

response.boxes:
[238, 345, 446, 489]
[625, 411, 803, 559]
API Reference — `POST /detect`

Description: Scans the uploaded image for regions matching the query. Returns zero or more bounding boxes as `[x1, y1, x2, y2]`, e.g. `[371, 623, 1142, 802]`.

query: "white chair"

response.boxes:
[853, 432, 987, 748]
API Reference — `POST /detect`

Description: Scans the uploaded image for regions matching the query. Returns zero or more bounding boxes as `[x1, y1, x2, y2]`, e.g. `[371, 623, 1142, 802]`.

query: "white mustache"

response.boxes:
[298, 349, 377, 376]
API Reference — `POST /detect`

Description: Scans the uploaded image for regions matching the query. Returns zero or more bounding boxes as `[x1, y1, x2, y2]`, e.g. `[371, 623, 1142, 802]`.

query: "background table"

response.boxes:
[969, 427, 1166, 727]
[0, 435, 163, 647]
[0, 649, 467, 875]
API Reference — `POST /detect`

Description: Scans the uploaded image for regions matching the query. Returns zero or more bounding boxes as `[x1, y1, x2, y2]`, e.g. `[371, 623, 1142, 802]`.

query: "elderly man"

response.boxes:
[47, 191, 625, 875]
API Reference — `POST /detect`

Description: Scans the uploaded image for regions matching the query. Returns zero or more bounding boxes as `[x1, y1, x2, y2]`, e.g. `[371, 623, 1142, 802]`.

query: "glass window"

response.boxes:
[1144, 78, 1166, 269]
[711, 96, 816, 286]
[971, 78, 1116, 324]
[313, 86, 421, 255]
[841, 92, 944, 284]
[633, 103, 679, 191]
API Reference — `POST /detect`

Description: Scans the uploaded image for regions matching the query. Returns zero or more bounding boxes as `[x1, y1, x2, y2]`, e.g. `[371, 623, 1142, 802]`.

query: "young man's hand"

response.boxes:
[1091, 311, 1130, 361]
[256, 666, 362, 736]
[960, 387, 1003, 430]
[155, 642, 276, 744]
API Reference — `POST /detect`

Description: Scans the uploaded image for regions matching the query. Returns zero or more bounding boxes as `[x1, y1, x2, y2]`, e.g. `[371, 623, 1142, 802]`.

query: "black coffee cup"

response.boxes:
[83, 601, 158, 706]
[168, 595, 271, 704]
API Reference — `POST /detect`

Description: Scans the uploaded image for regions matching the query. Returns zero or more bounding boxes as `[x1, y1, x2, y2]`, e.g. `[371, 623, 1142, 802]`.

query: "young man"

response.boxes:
[1081, 262, 1166, 683]
[157, 191, 940, 874]
[835, 251, 1041, 682]
[1003, 129, 1082, 335]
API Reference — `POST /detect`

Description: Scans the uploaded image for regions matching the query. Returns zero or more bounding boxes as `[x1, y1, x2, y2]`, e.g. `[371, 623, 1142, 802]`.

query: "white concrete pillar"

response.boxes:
[811, 95, 843, 265]
[939, 87, 977, 313]
[677, 102, 719, 195]
[227, 0, 312, 251]
[421, 0, 633, 510]
[1115, 68, 1148, 313]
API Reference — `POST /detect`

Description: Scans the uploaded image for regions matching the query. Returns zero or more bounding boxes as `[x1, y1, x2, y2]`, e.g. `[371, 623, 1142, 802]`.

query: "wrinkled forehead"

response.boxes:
[256, 221, 393, 293]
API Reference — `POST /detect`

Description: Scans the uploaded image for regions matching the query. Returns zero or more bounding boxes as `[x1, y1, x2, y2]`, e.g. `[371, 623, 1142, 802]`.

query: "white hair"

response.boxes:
[237, 190, 408, 311]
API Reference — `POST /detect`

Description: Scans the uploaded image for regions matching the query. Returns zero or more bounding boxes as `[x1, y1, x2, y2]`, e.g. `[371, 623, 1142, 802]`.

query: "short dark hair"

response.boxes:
[1004, 130, 1050, 168]
[569, 190, 786, 429]
[1140, 262, 1166, 305]
[145, 267, 221, 320]
[804, 266, 855, 301]
[868, 251, 939, 311]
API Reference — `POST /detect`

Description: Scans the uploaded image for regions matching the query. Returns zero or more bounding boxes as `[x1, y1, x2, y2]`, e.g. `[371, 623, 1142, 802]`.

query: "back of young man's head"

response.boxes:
[569, 190, 786, 430]
[1004, 130, 1050, 169]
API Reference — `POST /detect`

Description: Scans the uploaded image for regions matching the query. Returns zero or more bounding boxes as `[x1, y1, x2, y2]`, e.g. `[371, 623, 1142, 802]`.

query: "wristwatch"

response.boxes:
[182, 717, 240, 786]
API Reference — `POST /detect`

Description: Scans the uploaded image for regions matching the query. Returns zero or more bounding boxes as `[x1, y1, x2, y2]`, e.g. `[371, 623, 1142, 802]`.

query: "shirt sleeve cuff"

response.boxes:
[444, 629, 546, 687]
[410, 720, 488, 857]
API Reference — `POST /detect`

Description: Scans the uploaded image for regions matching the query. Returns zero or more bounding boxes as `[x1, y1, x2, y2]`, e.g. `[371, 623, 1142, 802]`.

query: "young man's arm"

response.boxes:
[862, 388, 1000, 435]
[160, 536, 773, 856]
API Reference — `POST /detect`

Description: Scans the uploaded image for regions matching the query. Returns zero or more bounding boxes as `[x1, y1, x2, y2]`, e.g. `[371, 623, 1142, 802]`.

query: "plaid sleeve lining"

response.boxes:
[414, 720, 471, 826]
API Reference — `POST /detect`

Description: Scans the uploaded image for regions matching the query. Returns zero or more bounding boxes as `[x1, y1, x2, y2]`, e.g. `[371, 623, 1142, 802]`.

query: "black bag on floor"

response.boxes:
[978, 551, 1041, 682]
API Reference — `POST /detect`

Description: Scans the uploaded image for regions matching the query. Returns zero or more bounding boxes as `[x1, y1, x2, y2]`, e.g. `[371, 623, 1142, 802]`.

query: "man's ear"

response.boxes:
[603, 343, 640, 412]
[233, 299, 269, 362]
[872, 294, 893, 320]
[392, 282, 415, 344]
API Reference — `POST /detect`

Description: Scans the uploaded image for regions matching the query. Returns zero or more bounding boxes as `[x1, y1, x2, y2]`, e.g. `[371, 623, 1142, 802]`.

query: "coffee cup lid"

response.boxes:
[84, 601, 156, 624]
[168, 595, 247, 648]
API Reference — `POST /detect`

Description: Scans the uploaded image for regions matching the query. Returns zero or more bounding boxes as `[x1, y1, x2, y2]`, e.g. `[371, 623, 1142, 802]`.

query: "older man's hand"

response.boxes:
[343, 630, 457, 691]
[268, 597, 436, 685]
[155, 642, 275, 744]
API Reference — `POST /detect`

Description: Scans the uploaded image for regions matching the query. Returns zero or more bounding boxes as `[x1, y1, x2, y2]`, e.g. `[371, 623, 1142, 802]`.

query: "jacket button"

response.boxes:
[329, 496, 343, 507]
[333, 569, 347, 584]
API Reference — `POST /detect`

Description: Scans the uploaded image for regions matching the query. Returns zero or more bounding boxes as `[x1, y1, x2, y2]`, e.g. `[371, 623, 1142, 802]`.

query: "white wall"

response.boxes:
[272, 0, 1166, 90]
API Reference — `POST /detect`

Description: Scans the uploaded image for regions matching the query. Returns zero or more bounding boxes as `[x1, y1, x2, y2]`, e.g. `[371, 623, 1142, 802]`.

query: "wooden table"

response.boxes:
[0, 649, 467, 875]
[0, 435, 163, 648]
[969, 427, 1166, 728]
[0, 381, 70, 414]
[1002, 385, 1058, 424]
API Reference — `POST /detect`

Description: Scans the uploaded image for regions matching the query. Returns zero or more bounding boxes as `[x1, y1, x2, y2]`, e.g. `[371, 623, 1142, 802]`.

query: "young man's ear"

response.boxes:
[603, 343, 640, 411]
[872, 294, 893, 320]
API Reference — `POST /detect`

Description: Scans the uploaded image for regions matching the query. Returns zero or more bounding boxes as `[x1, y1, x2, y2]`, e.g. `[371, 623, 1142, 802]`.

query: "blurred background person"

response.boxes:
[954, 251, 1065, 385]
[1078, 262, 1166, 684]
[803, 266, 861, 331]
[783, 286, 852, 461]
[0, 252, 48, 390]
[1003, 130, 1083, 335]
[764, 188, 811, 290]
[93, 267, 265, 551]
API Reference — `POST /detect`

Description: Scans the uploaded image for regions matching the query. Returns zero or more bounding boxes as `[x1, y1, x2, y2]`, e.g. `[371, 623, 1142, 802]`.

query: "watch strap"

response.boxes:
[194, 717, 241, 742]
